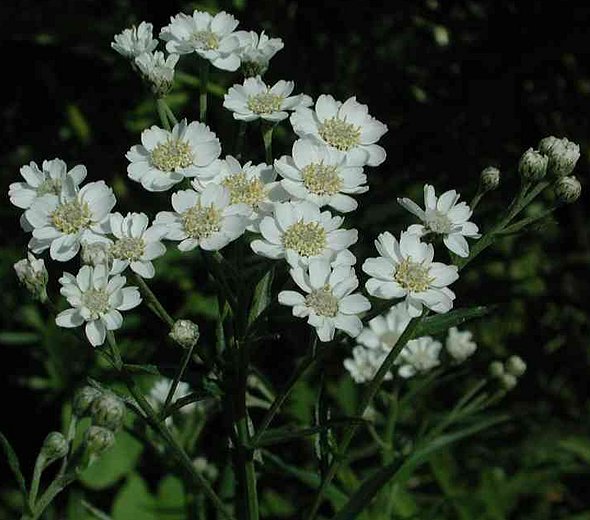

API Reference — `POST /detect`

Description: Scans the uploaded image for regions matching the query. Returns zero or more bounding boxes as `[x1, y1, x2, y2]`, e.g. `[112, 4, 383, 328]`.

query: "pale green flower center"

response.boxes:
[37, 178, 62, 196]
[425, 211, 452, 234]
[51, 200, 91, 234]
[318, 117, 361, 151]
[181, 204, 222, 240]
[110, 237, 145, 262]
[82, 288, 110, 317]
[305, 285, 339, 317]
[301, 162, 342, 196]
[192, 30, 219, 50]
[394, 258, 433, 293]
[247, 92, 283, 115]
[282, 221, 327, 257]
[222, 172, 266, 207]
[151, 140, 193, 172]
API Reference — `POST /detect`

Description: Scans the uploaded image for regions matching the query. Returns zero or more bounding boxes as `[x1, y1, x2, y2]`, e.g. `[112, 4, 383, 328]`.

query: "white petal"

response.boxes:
[85, 320, 106, 346]
[56, 309, 84, 328]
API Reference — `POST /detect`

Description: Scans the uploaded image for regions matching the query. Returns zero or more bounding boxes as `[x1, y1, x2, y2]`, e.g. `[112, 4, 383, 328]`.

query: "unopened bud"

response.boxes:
[85, 426, 115, 456]
[538, 135, 559, 155]
[546, 137, 580, 177]
[13, 253, 48, 302]
[73, 386, 102, 417]
[41, 432, 68, 463]
[169, 319, 200, 349]
[554, 176, 581, 204]
[90, 393, 125, 431]
[500, 373, 518, 390]
[489, 361, 504, 378]
[519, 148, 548, 181]
[505, 355, 527, 377]
[241, 61, 268, 78]
[480, 166, 500, 191]
[81, 241, 112, 268]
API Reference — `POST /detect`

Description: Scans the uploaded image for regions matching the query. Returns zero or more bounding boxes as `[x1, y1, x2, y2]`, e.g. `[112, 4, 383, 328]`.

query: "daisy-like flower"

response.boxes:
[111, 21, 158, 59]
[239, 31, 284, 76]
[446, 327, 477, 362]
[149, 378, 197, 415]
[343, 346, 387, 384]
[126, 119, 221, 192]
[154, 183, 250, 251]
[275, 136, 368, 212]
[362, 231, 459, 317]
[14, 253, 48, 302]
[251, 200, 358, 267]
[135, 51, 179, 97]
[223, 76, 312, 122]
[278, 259, 371, 342]
[56, 264, 141, 346]
[159, 10, 246, 71]
[396, 336, 442, 378]
[108, 212, 166, 279]
[290, 94, 388, 167]
[398, 184, 480, 257]
[24, 180, 115, 262]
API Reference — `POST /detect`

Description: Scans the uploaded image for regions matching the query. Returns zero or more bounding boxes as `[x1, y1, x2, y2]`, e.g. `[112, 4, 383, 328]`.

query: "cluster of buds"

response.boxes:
[489, 355, 527, 390]
[13, 253, 48, 302]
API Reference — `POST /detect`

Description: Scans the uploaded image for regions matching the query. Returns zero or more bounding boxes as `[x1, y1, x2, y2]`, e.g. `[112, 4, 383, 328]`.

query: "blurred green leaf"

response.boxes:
[112, 473, 157, 520]
[417, 306, 491, 336]
[0, 431, 28, 506]
[0, 331, 40, 345]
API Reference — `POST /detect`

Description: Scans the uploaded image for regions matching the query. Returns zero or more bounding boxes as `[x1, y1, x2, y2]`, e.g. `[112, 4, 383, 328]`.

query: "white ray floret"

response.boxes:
[111, 21, 158, 59]
[126, 119, 221, 192]
[238, 31, 284, 74]
[149, 378, 197, 415]
[343, 346, 388, 384]
[108, 212, 166, 279]
[275, 136, 368, 212]
[398, 184, 480, 257]
[290, 94, 388, 167]
[159, 10, 247, 71]
[135, 51, 179, 97]
[278, 259, 371, 342]
[56, 265, 141, 347]
[446, 327, 477, 362]
[396, 336, 442, 378]
[24, 179, 115, 262]
[362, 231, 459, 317]
[251, 200, 358, 267]
[155, 183, 250, 252]
[223, 76, 312, 122]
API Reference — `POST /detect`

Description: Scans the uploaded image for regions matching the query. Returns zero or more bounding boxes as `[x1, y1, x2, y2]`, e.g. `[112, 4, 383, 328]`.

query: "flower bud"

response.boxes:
[73, 386, 102, 417]
[241, 61, 268, 78]
[488, 361, 504, 378]
[81, 241, 113, 268]
[519, 148, 548, 181]
[85, 426, 115, 456]
[90, 393, 125, 431]
[480, 166, 500, 192]
[554, 176, 581, 204]
[505, 355, 527, 377]
[169, 319, 200, 349]
[40, 432, 68, 464]
[500, 373, 518, 390]
[546, 137, 580, 177]
[538, 135, 559, 155]
[13, 253, 48, 302]
[193, 456, 219, 481]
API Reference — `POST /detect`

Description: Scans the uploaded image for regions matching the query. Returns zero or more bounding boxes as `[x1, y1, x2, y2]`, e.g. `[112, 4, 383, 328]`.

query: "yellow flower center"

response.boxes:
[82, 288, 110, 317]
[305, 285, 339, 317]
[151, 140, 193, 172]
[282, 221, 327, 257]
[301, 162, 342, 196]
[394, 258, 433, 293]
[110, 237, 145, 262]
[318, 117, 361, 151]
[192, 31, 219, 50]
[50, 200, 92, 234]
[222, 172, 266, 207]
[247, 92, 283, 114]
[181, 204, 222, 240]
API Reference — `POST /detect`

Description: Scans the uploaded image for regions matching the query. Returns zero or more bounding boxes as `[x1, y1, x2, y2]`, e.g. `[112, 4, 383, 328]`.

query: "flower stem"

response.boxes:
[199, 60, 209, 123]
[132, 274, 175, 328]
[261, 123, 274, 164]
[28, 455, 45, 509]
[161, 341, 196, 419]
[234, 122, 247, 160]
[156, 98, 171, 131]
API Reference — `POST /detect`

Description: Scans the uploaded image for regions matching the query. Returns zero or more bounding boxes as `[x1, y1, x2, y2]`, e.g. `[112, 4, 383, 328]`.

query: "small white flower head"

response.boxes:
[155, 183, 250, 252]
[489, 360, 505, 378]
[538, 135, 559, 155]
[480, 166, 500, 192]
[111, 21, 158, 59]
[445, 327, 477, 362]
[108, 212, 166, 279]
[398, 184, 480, 258]
[56, 264, 141, 346]
[9, 159, 87, 210]
[169, 319, 200, 349]
[14, 253, 48, 302]
[554, 175, 581, 204]
[224, 76, 312, 122]
[81, 241, 113, 268]
[275, 137, 368, 213]
[396, 336, 442, 378]
[193, 457, 219, 481]
[126, 119, 221, 192]
[505, 355, 526, 377]
[278, 259, 371, 342]
[24, 180, 115, 262]
[343, 345, 387, 384]
[135, 51, 180, 97]
[159, 10, 245, 71]
[290, 94, 388, 167]
[357, 302, 412, 353]
[518, 148, 548, 181]
[362, 231, 459, 317]
[546, 137, 580, 177]
[251, 200, 358, 268]
[239, 31, 284, 76]
[149, 378, 196, 415]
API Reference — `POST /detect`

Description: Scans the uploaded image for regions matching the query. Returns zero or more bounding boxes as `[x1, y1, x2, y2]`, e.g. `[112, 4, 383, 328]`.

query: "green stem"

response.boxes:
[261, 123, 274, 164]
[156, 98, 171, 131]
[132, 274, 175, 328]
[234, 122, 247, 160]
[58, 415, 78, 477]
[28, 455, 45, 509]
[163, 100, 178, 125]
[161, 341, 196, 419]
[199, 60, 209, 123]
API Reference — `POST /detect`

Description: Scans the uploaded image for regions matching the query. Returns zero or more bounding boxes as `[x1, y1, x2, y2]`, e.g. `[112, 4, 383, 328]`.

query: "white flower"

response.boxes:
[357, 303, 412, 352]
[398, 185, 480, 257]
[445, 327, 477, 362]
[275, 137, 368, 212]
[251, 200, 358, 267]
[149, 378, 196, 415]
[278, 259, 371, 342]
[24, 180, 115, 262]
[159, 10, 246, 71]
[238, 31, 284, 74]
[135, 51, 179, 97]
[56, 265, 141, 346]
[81, 241, 113, 268]
[14, 253, 48, 301]
[290, 94, 388, 167]
[343, 346, 387, 384]
[155, 183, 250, 252]
[362, 231, 459, 317]
[223, 76, 312, 122]
[9, 159, 86, 210]
[126, 119, 221, 192]
[396, 336, 442, 378]
[108, 212, 166, 279]
[111, 21, 158, 59]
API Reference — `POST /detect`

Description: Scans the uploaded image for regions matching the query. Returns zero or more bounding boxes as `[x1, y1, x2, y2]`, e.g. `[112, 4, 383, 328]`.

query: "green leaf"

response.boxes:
[559, 436, 590, 465]
[0, 331, 40, 345]
[416, 306, 491, 336]
[122, 364, 160, 376]
[0, 430, 28, 504]
[112, 473, 157, 520]
[156, 475, 185, 520]
[248, 268, 274, 326]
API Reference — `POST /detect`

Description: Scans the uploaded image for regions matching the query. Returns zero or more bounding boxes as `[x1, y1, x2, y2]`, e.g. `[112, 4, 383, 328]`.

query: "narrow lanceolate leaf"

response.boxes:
[122, 364, 160, 376]
[415, 306, 491, 337]
[332, 414, 508, 520]
[0, 431, 28, 504]
[248, 268, 275, 326]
